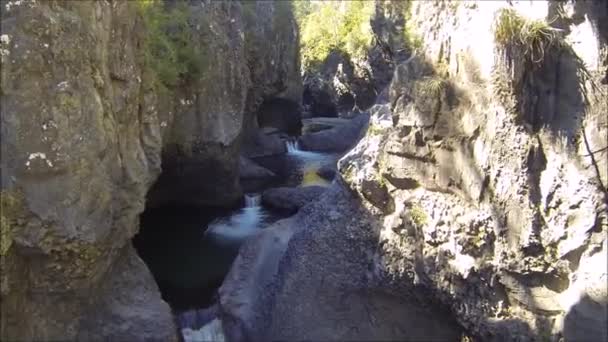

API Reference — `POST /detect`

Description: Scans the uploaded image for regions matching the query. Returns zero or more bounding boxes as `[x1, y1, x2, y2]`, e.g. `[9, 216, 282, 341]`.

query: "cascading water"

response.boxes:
[286, 140, 300, 153]
[205, 193, 266, 242]
[285, 139, 328, 160]
[244, 193, 261, 207]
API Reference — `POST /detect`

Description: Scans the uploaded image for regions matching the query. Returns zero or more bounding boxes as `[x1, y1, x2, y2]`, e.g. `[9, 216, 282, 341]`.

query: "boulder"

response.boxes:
[239, 156, 276, 180]
[317, 164, 337, 181]
[298, 113, 370, 153]
[77, 247, 177, 341]
[219, 218, 296, 342]
[261, 186, 327, 214]
[241, 131, 287, 158]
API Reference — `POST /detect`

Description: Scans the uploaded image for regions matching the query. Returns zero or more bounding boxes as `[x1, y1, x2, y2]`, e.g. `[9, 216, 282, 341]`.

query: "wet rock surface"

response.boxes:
[262, 186, 327, 215]
[239, 156, 276, 180]
[299, 113, 370, 153]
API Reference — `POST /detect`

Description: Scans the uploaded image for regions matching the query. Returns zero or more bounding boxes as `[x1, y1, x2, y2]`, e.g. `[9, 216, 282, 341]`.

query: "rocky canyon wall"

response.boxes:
[0, 0, 300, 339]
[341, 0, 607, 339]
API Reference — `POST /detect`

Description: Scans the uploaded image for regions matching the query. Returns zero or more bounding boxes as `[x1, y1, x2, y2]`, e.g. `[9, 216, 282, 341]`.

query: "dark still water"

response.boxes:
[133, 205, 239, 311]
[133, 148, 338, 315]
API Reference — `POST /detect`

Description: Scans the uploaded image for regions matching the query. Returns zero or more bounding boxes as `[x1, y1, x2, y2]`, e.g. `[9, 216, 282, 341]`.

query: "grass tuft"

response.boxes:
[494, 8, 561, 66]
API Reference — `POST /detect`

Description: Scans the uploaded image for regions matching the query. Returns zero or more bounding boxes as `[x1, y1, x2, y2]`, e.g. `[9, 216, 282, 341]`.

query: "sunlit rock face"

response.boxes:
[340, 0, 607, 340]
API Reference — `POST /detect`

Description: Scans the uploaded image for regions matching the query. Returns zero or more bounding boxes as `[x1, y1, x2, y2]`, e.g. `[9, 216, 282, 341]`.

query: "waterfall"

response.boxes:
[244, 193, 261, 207]
[204, 193, 265, 241]
[286, 140, 300, 153]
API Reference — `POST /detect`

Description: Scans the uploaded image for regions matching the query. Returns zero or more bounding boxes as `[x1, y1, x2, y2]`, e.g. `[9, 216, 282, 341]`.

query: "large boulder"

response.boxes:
[239, 156, 276, 180]
[0, 2, 176, 340]
[317, 163, 338, 181]
[261, 186, 327, 215]
[77, 247, 176, 341]
[298, 113, 370, 153]
[241, 130, 287, 158]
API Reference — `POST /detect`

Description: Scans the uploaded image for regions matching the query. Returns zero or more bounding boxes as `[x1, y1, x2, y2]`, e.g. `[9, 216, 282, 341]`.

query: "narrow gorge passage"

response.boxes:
[2, 1, 606, 341]
[133, 129, 340, 337]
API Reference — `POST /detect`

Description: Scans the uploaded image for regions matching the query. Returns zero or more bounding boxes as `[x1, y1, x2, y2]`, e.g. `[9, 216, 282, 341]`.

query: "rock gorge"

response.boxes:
[1, 0, 607, 341]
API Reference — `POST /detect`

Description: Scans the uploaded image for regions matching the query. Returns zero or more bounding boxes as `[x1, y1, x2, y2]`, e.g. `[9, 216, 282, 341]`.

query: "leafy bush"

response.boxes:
[135, 0, 202, 88]
[296, 1, 375, 69]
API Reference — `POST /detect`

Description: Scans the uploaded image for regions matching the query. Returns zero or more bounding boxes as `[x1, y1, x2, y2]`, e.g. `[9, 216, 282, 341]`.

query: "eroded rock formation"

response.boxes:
[341, 1, 608, 339]
[0, 0, 300, 339]
[220, 1, 607, 341]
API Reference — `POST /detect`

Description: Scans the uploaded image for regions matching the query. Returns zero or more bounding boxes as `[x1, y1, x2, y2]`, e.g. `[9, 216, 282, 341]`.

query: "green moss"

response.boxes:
[368, 123, 385, 136]
[410, 204, 428, 226]
[58, 93, 79, 112]
[0, 190, 26, 256]
[135, 0, 204, 89]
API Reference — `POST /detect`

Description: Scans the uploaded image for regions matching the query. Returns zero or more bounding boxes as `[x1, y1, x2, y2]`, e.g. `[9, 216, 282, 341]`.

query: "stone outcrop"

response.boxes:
[340, 1, 608, 339]
[261, 186, 327, 215]
[0, 0, 300, 340]
[148, 0, 302, 208]
[0, 2, 170, 340]
[298, 113, 370, 153]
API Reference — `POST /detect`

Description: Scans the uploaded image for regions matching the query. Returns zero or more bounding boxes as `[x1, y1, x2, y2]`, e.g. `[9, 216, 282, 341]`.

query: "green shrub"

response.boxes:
[296, 1, 375, 69]
[135, 0, 203, 89]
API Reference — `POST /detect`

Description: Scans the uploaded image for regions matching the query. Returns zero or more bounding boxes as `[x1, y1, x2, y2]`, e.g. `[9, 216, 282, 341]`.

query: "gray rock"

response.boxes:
[241, 130, 287, 158]
[219, 218, 297, 341]
[262, 186, 327, 214]
[0, 0, 301, 339]
[239, 156, 276, 180]
[317, 164, 337, 181]
[77, 247, 177, 341]
[298, 113, 370, 153]
[337, 2, 608, 340]
[221, 183, 463, 341]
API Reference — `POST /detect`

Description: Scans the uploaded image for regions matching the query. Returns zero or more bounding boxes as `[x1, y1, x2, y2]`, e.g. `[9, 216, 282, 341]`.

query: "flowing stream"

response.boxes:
[134, 137, 339, 341]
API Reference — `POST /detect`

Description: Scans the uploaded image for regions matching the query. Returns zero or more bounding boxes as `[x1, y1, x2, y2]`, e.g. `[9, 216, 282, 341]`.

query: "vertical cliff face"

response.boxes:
[340, 0, 607, 339]
[147, 0, 301, 208]
[0, 0, 301, 339]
